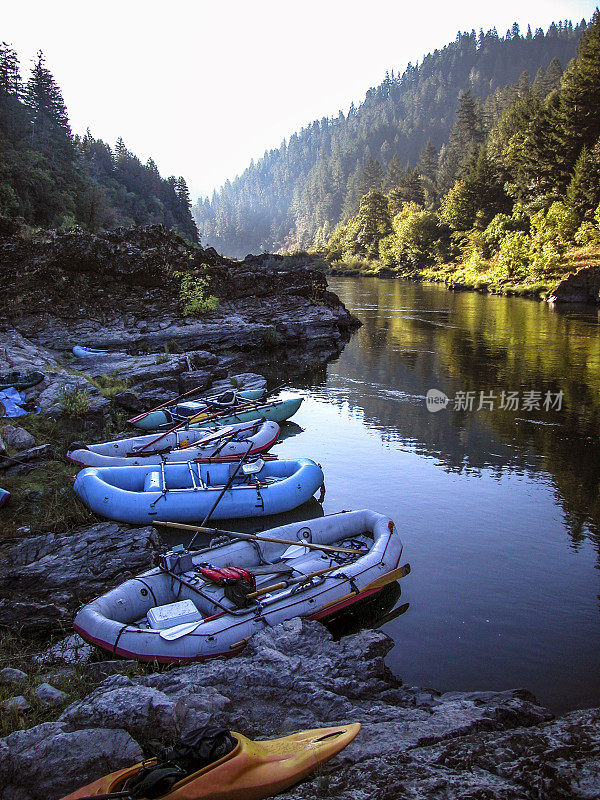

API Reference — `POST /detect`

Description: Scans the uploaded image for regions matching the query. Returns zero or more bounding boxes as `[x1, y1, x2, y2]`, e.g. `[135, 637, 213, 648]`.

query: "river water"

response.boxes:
[273, 277, 600, 713]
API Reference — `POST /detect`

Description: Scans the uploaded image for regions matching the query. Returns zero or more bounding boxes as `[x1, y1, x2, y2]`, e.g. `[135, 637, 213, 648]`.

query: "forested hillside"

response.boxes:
[194, 20, 585, 257]
[327, 11, 600, 297]
[0, 46, 198, 241]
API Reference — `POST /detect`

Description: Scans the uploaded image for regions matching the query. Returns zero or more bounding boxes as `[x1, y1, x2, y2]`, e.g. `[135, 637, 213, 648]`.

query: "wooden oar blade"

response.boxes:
[364, 563, 411, 592]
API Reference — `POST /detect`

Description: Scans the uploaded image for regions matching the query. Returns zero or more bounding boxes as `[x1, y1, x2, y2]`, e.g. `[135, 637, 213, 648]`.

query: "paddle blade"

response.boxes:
[281, 544, 310, 559]
[364, 563, 411, 592]
[159, 621, 202, 640]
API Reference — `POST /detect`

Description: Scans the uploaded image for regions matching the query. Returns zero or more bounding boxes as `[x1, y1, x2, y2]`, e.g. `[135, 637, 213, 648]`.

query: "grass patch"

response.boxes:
[156, 352, 169, 364]
[0, 460, 96, 537]
[0, 631, 153, 737]
[59, 385, 91, 416]
[88, 373, 130, 398]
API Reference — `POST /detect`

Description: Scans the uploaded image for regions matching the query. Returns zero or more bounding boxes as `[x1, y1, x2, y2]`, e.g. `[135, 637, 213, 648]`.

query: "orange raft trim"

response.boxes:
[60, 723, 361, 800]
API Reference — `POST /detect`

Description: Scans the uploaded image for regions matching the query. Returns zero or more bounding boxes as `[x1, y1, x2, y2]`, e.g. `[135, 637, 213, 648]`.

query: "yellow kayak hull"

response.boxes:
[61, 723, 360, 800]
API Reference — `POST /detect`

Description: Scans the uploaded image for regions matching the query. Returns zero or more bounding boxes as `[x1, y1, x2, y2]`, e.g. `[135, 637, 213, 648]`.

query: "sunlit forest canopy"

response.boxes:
[193, 19, 586, 257]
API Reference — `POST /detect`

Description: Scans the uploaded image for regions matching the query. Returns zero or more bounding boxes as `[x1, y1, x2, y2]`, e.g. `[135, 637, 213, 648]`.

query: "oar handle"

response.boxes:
[247, 563, 345, 600]
[152, 521, 363, 555]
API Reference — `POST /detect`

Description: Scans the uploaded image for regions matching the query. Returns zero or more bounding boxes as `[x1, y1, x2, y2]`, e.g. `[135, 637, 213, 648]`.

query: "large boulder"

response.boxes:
[0, 522, 161, 635]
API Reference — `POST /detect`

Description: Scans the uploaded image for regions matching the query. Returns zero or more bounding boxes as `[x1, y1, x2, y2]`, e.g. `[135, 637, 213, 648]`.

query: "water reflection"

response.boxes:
[325, 278, 600, 557]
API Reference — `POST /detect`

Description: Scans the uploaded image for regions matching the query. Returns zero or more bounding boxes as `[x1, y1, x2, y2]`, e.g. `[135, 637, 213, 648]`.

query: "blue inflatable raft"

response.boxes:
[0, 487, 10, 507]
[72, 345, 109, 358]
[73, 457, 324, 525]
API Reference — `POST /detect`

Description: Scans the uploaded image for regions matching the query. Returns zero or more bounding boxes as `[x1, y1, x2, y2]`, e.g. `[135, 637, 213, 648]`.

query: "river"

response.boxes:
[273, 277, 600, 713]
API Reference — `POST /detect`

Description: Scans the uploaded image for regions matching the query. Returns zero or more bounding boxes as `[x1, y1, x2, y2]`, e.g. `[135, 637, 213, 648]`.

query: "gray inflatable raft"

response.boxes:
[73, 509, 406, 664]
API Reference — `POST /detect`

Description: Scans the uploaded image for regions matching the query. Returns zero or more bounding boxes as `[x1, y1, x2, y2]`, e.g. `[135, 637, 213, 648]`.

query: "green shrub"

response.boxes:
[574, 221, 600, 246]
[497, 231, 531, 280]
[177, 273, 219, 316]
[59, 385, 91, 415]
[262, 327, 281, 348]
[156, 352, 169, 364]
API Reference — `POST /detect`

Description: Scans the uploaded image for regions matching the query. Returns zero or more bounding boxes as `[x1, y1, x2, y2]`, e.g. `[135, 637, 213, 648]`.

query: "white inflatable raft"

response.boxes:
[66, 420, 280, 467]
[73, 509, 406, 663]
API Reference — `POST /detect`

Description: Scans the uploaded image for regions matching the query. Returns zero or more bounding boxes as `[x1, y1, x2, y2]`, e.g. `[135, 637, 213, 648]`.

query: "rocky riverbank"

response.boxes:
[0, 221, 360, 536]
[0, 519, 598, 799]
[1, 617, 598, 800]
[0, 222, 359, 364]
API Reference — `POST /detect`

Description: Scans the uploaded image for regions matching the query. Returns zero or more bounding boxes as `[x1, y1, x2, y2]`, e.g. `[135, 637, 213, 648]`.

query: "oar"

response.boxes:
[134, 399, 268, 453]
[246, 562, 351, 600]
[187, 442, 255, 550]
[160, 620, 203, 640]
[319, 563, 411, 611]
[153, 521, 364, 556]
[127, 383, 213, 424]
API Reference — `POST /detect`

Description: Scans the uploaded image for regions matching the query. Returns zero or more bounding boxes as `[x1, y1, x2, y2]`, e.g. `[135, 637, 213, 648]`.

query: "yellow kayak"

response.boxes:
[61, 724, 360, 800]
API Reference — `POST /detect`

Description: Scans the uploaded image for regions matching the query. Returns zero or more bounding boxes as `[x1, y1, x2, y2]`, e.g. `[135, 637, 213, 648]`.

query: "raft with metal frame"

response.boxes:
[73, 509, 406, 663]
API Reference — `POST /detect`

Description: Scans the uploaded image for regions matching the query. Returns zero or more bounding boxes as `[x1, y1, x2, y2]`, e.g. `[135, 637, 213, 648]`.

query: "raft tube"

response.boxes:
[72, 345, 109, 358]
[73, 509, 404, 663]
[73, 457, 324, 524]
[67, 420, 280, 467]
[133, 388, 269, 430]
[60, 724, 361, 800]
[0, 487, 10, 508]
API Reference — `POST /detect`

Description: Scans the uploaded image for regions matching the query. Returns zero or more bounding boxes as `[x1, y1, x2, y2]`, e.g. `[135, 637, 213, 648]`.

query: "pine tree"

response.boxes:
[560, 10, 600, 164]
[418, 141, 438, 183]
[566, 140, 600, 218]
[0, 42, 21, 96]
[175, 176, 191, 209]
[352, 190, 392, 259]
[358, 158, 385, 196]
[24, 51, 72, 159]
[384, 154, 404, 192]
[115, 137, 128, 161]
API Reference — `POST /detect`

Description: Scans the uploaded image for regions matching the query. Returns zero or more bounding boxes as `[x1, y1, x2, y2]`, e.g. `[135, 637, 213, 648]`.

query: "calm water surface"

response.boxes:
[273, 277, 600, 713]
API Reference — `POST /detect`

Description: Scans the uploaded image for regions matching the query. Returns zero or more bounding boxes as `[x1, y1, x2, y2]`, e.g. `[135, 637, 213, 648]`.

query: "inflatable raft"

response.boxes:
[72, 345, 109, 358]
[0, 487, 10, 507]
[60, 724, 361, 800]
[132, 389, 267, 430]
[66, 420, 280, 467]
[73, 457, 324, 524]
[73, 509, 405, 663]
[0, 370, 44, 391]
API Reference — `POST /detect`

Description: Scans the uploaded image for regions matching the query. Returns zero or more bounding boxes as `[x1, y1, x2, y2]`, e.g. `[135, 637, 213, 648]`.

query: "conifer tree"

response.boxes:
[384, 154, 404, 192]
[560, 10, 600, 163]
[24, 51, 72, 157]
[566, 140, 600, 218]
[0, 42, 21, 96]
[352, 190, 392, 259]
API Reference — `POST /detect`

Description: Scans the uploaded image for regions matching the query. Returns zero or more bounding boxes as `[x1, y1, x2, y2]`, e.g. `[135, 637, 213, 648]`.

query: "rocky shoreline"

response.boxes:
[1, 616, 599, 800]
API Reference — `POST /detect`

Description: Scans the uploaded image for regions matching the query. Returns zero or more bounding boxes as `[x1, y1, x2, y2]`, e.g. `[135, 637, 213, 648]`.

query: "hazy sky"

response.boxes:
[3, 1, 597, 201]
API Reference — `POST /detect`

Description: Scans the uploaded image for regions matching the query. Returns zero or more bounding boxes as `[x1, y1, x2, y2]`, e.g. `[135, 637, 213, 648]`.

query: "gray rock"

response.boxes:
[33, 683, 67, 706]
[0, 444, 53, 470]
[1, 425, 35, 451]
[0, 619, 598, 800]
[0, 667, 28, 686]
[0, 722, 142, 800]
[209, 372, 267, 395]
[36, 635, 94, 667]
[0, 522, 161, 635]
[178, 369, 212, 394]
[2, 695, 31, 712]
